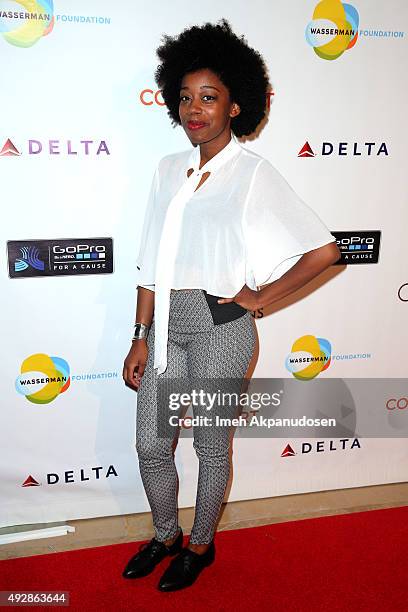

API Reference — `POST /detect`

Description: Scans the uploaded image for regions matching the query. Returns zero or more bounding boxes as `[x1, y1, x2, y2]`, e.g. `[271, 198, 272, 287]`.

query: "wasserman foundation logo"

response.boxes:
[0, 0, 54, 48]
[0, 1, 111, 48]
[16, 353, 70, 404]
[305, 0, 404, 60]
[285, 335, 372, 377]
[286, 335, 332, 380]
[305, 0, 359, 60]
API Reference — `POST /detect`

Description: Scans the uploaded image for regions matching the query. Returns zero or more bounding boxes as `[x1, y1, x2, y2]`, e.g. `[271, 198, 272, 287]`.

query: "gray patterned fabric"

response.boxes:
[136, 289, 256, 544]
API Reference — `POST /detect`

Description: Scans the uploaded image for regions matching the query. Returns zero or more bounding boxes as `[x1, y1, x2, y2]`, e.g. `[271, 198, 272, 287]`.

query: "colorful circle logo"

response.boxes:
[305, 0, 359, 61]
[15, 353, 70, 404]
[0, 0, 54, 48]
[285, 335, 331, 380]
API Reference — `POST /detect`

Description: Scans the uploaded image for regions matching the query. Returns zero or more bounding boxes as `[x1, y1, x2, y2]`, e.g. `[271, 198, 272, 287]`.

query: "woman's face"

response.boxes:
[179, 68, 240, 146]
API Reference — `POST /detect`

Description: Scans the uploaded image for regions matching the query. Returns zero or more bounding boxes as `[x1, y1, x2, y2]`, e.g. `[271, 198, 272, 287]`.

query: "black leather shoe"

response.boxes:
[122, 528, 183, 579]
[157, 542, 215, 591]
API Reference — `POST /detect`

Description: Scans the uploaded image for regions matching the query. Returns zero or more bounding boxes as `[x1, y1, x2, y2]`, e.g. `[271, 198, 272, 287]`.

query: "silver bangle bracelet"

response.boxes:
[132, 322, 150, 341]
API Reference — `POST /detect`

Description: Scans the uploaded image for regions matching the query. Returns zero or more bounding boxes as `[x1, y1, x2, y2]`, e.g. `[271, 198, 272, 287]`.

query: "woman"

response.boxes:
[122, 19, 340, 592]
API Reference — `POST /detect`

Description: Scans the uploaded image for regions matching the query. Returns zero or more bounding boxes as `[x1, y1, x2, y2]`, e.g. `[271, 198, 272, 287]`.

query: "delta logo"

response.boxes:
[298, 141, 388, 157]
[285, 335, 331, 380]
[305, 0, 359, 60]
[0, 137, 110, 156]
[281, 438, 361, 456]
[15, 353, 70, 404]
[21, 465, 118, 486]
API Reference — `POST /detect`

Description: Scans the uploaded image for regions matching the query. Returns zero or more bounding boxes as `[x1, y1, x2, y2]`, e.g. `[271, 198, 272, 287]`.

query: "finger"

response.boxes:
[138, 362, 147, 377]
[217, 298, 234, 304]
[124, 371, 137, 389]
[126, 364, 139, 387]
[133, 367, 142, 390]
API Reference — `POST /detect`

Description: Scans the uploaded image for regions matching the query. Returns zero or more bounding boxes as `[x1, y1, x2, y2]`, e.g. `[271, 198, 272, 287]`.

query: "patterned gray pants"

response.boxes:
[135, 289, 256, 544]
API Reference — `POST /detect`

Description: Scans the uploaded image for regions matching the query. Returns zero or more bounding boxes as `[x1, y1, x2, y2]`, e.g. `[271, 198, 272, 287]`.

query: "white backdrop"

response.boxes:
[1, 0, 407, 527]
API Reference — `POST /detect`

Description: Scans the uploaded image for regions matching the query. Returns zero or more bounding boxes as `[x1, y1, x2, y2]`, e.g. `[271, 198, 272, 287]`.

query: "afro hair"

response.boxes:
[154, 18, 270, 138]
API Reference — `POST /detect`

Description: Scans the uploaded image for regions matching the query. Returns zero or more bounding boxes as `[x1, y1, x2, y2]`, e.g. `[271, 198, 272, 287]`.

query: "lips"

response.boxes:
[186, 121, 207, 131]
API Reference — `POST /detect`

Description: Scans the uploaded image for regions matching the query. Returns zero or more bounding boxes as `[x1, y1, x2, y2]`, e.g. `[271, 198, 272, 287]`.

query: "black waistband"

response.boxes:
[202, 290, 248, 325]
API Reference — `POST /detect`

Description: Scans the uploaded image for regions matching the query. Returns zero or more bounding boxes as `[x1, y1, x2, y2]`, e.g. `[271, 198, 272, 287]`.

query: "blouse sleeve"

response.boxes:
[242, 159, 336, 289]
[135, 165, 160, 290]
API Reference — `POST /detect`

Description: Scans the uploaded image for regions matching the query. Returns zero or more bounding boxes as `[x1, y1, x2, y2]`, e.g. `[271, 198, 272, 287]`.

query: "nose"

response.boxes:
[189, 96, 203, 116]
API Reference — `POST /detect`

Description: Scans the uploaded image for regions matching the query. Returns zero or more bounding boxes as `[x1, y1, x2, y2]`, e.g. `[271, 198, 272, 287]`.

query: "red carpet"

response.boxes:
[0, 506, 407, 611]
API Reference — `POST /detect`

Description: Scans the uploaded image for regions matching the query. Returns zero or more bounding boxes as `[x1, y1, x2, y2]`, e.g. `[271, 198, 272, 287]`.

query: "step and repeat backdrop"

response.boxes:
[1, 0, 407, 527]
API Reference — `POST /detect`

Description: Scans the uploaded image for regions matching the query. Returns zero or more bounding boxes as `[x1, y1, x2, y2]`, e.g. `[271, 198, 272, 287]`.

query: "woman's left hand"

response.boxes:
[217, 284, 260, 311]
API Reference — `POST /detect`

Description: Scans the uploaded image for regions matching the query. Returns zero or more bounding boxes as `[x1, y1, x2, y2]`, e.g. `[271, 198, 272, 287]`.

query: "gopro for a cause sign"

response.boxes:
[7, 238, 114, 278]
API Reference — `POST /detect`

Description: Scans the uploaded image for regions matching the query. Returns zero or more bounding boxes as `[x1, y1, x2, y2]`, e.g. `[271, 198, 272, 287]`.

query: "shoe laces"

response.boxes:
[174, 547, 200, 570]
[138, 537, 165, 556]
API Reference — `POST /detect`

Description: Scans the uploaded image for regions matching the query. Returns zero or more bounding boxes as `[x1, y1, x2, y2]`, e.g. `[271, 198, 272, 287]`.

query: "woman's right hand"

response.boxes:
[123, 339, 148, 391]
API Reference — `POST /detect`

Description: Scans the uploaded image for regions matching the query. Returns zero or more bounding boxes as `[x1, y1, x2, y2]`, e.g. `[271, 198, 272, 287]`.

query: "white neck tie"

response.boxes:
[153, 168, 204, 374]
[152, 133, 241, 374]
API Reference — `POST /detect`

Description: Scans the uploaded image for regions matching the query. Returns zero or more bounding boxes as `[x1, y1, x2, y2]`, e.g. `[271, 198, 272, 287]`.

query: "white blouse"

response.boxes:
[136, 133, 336, 374]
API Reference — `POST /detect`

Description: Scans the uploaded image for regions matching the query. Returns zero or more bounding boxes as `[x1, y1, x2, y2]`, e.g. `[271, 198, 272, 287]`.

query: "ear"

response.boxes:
[230, 102, 241, 118]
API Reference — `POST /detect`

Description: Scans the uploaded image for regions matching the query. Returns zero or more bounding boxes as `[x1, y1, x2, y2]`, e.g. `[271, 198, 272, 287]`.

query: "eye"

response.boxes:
[202, 95, 216, 101]
[179, 95, 190, 102]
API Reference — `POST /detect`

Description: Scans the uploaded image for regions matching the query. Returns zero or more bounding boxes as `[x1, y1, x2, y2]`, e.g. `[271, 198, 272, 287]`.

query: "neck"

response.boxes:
[198, 130, 232, 169]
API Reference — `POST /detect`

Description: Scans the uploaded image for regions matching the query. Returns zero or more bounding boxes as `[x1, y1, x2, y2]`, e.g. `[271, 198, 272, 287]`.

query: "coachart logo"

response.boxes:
[7, 238, 114, 277]
[386, 397, 408, 411]
[398, 284, 408, 302]
[0, 137, 110, 156]
[286, 335, 372, 379]
[298, 141, 388, 157]
[16, 353, 70, 404]
[21, 465, 118, 486]
[332, 231, 381, 264]
[139, 89, 275, 110]
[0, 0, 110, 48]
[305, 0, 404, 61]
[281, 438, 361, 456]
